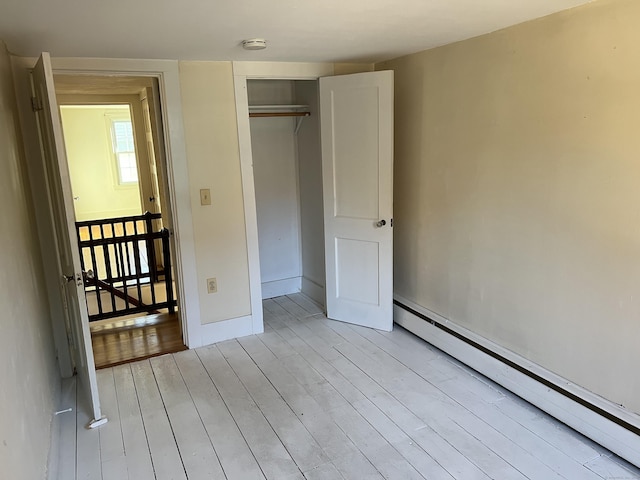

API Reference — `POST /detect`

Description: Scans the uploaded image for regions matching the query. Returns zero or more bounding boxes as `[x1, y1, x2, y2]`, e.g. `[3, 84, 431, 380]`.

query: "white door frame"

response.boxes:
[232, 62, 334, 330]
[12, 56, 202, 349]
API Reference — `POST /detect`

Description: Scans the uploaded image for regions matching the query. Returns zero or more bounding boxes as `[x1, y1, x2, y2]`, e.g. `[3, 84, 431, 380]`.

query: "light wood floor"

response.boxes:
[55, 294, 640, 480]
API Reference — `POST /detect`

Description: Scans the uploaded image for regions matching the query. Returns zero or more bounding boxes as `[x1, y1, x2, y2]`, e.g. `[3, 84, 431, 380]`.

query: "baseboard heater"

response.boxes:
[393, 295, 640, 468]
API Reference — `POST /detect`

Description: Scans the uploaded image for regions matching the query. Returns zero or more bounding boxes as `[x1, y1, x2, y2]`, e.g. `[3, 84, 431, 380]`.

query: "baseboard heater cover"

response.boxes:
[393, 295, 640, 468]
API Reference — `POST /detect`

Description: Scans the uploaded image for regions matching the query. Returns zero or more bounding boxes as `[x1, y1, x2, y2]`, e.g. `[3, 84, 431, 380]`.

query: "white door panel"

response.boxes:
[32, 53, 104, 426]
[332, 86, 381, 220]
[320, 71, 394, 331]
[335, 237, 380, 304]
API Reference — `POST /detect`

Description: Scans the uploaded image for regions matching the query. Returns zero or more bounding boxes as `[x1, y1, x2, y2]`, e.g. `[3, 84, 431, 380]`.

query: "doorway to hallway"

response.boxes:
[56, 76, 186, 368]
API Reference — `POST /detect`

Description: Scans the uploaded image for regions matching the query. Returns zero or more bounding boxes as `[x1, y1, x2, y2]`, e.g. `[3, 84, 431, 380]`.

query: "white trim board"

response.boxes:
[301, 277, 325, 307]
[232, 72, 264, 335]
[261, 277, 301, 299]
[233, 61, 334, 79]
[393, 294, 640, 468]
[199, 315, 255, 346]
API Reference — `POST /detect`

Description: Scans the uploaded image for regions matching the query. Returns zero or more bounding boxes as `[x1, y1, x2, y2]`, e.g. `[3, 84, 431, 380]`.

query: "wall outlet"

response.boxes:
[200, 188, 211, 205]
[206, 277, 217, 294]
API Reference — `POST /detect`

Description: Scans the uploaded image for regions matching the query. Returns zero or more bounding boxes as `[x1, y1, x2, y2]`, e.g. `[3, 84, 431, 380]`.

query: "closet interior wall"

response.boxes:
[248, 79, 325, 306]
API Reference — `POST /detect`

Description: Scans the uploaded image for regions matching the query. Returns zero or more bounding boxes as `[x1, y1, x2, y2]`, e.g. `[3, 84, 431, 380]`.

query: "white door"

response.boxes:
[320, 71, 394, 331]
[32, 53, 105, 426]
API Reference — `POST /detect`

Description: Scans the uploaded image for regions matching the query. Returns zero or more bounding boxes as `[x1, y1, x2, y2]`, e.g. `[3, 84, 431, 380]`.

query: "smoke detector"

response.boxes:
[242, 38, 267, 50]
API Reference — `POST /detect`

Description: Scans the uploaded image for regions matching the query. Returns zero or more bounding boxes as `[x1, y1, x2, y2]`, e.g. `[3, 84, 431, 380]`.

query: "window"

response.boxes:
[110, 119, 138, 184]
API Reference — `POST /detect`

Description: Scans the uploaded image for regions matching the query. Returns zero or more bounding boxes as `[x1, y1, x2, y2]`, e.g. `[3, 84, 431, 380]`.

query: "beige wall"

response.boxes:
[0, 41, 60, 479]
[378, 0, 640, 415]
[60, 105, 143, 221]
[179, 61, 252, 324]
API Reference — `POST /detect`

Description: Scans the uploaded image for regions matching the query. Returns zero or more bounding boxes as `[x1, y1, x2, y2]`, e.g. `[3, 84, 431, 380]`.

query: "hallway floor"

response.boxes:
[55, 294, 640, 479]
[90, 312, 186, 369]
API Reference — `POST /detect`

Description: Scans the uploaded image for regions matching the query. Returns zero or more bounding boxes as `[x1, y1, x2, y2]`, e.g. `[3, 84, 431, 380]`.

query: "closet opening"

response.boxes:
[248, 79, 326, 307]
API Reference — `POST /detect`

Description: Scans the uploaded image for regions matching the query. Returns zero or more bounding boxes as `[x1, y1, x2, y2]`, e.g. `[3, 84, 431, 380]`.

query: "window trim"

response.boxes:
[104, 110, 139, 188]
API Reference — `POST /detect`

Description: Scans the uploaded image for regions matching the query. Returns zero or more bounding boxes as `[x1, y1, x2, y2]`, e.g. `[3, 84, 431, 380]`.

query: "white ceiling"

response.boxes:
[0, 0, 593, 63]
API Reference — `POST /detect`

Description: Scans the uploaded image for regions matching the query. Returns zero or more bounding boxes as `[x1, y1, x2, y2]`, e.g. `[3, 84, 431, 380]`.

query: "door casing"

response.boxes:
[233, 62, 336, 334]
[233, 62, 393, 333]
[12, 56, 202, 374]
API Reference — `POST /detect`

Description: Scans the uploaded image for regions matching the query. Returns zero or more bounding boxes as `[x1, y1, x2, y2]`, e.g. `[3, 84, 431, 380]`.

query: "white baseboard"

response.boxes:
[393, 295, 640, 468]
[261, 277, 301, 299]
[301, 277, 325, 306]
[199, 314, 257, 347]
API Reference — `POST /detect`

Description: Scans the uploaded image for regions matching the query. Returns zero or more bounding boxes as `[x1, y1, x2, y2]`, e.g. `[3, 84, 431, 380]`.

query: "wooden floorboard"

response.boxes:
[91, 312, 187, 369]
[75, 392, 102, 479]
[60, 295, 640, 480]
[112, 364, 156, 480]
[131, 360, 187, 480]
[344, 324, 614, 479]
[150, 354, 226, 479]
[97, 368, 129, 480]
[197, 343, 302, 479]
[219, 339, 327, 474]
[174, 349, 266, 480]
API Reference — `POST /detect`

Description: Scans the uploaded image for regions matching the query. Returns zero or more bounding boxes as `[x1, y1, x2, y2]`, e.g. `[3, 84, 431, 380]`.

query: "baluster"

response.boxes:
[118, 221, 129, 311]
[148, 230, 157, 308]
[162, 228, 175, 313]
[144, 211, 158, 283]
[132, 220, 144, 309]
[101, 223, 116, 313]
[88, 224, 103, 317]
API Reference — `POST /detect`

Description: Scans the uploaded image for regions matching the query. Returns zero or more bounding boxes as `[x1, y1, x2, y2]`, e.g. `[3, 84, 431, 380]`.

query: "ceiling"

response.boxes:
[0, 0, 593, 63]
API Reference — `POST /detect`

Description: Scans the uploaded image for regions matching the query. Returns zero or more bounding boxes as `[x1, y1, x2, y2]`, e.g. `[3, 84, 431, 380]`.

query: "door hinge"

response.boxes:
[31, 96, 43, 112]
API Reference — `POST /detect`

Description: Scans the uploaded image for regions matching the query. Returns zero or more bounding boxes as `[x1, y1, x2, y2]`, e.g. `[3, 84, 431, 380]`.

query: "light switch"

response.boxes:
[200, 188, 211, 205]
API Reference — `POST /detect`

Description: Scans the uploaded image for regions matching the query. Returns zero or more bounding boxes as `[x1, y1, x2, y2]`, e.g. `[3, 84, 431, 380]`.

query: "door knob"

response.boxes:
[376, 219, 387, 228]
[63, 274, 75, 282]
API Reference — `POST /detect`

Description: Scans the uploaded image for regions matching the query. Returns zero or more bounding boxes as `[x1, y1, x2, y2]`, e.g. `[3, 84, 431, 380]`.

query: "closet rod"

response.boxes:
[249, 111, 311, 118]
